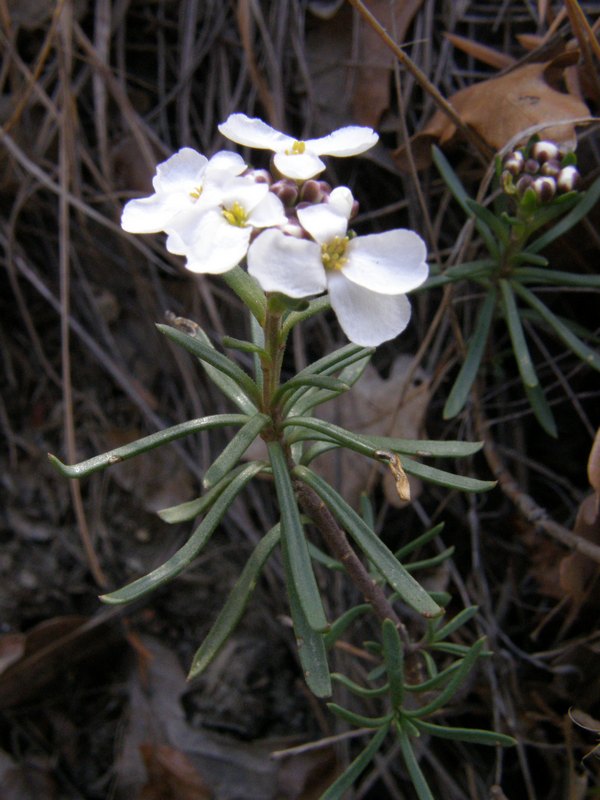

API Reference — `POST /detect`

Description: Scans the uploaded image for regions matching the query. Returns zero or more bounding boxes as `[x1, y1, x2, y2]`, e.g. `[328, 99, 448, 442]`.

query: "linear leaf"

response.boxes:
[466, 199, 510, 244]
[444, 288, 497, 419]
[327, 703, 393, 729]
[188, 525, 280, 679]
[321, 725, 390, 800]
[512, 282, 600, 372]
[400, 457, 495, 493]
[405, 638, 485, 717]
[382, 619, 404, 710]
[294, 467, 443, 618]
[394, 523, 445, 560]
[222, 266, 266, 324]
[157, 323, 261, 407]
[418, 259, 496, 290]
[499, 279, 538, 388]
[48, 414, 249, 479]
[414, 718, 516, 747]
[221, 335, 268, 358]
[432, 606, 479, 642]
[100, 462, 263, 604]
[527, 175, 600, 253]
[514, 266, 600, 288]
[324, 604, 371, 649]
[282, 534, 332, 697]
[268, 443, 329, 632]
[281, 295, 331, 338]
[398, 726, 436, 800]
[524, 381, 558, 437]
[158, 463, 254, 523]
[432, 146, 498, 258]
[202, 414, 269, 488]
[331, 672, 389, 699]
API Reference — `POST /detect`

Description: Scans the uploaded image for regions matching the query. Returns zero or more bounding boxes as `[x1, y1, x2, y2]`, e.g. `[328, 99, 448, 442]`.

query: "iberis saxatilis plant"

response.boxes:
[50, 114, 513, 799]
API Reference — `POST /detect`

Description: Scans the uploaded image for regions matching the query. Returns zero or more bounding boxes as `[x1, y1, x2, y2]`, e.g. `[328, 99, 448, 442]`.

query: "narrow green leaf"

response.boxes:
[433, 606, 479, 642]
[283, 539, 332, 697]
[221, 335, 268, 358]
[158, 463, 254, 523]
[405, 638, 485, 717]
[395, 523, 445, 560]
[417, 259, 496, 290]
[202, 414, 269, 489]
[300, 440, 339, 466]
[281, 295, 331, 339]
[157, 324, 261, 407]
[499, 279, 538, 388]
[513, 252, 549, 267]
[527, 175, 600, 253]
[432, 146, 498, 258]
[404, 547, 455, 573]
[222, 266, 266, 324]
[188, 525, 280, 679]
[398, 726, 436, 800]
[324, 604, 371, 649]
[400, 457, 496, 493]
[382, 619, 404, 710]
[276, 374, 351, 404]
[294, 466, 443, 618]
[99, 462, 263, 604]
[284, 417, 483, 459]
[512, 282, 600, 372]
[414, 718, 516, 747]
[514, 266, 600, 288]
[48, 414, 249, 479]
[331, 672, 389, 698]
[285, 351, 373, 417]
[268, 443, 329, 632]
[404, 660, 462, 693]
[444, 287, 497, 419]
[524, 381, 558, 437]
[250, 313, 265, 394]
[308, 542, 344, 572]
[321, 725, 389, 800]
[327, 702, 393, 729]
[466, 199, 510, 244]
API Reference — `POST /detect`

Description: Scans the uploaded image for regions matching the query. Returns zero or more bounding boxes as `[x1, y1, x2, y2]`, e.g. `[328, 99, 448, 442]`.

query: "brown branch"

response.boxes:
[473, 402, 600, 565]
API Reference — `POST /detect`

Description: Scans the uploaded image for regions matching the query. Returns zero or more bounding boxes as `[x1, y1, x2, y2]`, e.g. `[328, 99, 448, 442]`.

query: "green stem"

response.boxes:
[260, 300, 285, 418]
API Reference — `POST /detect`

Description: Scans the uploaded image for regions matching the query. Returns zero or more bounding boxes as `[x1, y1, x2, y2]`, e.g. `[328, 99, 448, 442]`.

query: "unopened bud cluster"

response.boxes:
[501, 140, 580, 204]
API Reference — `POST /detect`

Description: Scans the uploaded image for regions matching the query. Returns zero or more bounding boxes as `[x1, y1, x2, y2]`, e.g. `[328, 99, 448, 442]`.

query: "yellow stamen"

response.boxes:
[189, 186, 203, 200]
[222, 201, 248, 227]
[285, 140, 306, 156]
[321, 236, 349, 271]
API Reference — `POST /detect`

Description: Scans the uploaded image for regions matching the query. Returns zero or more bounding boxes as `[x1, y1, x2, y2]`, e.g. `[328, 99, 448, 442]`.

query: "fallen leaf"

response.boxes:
[139, 744, 212, 799]
[395, 55, 590, 169]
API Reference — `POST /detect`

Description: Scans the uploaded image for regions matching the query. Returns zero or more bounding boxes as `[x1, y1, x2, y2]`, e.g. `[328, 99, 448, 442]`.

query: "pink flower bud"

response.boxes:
[557, 165, 580, 193]
[524, 158, 540, 175]
[503, 151, 524, 176]
[516, 174, 534, 196]
[532, 141, 560, 163]
[270, 178, 299, 206]
[300, 179, 324, 204]
[532, 176, 556, 203]
[540, 159, 561, 178]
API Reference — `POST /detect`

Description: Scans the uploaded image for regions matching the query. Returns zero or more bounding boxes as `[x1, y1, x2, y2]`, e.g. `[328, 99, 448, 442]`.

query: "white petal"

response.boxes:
[247, 229, 326, 298]
[327, 186, 354, 219]
[221, 179, 268, 211]
[121, 193, 187, 233]
[218, 113, 293, 151]
[181, 212, 251, 274]
[327, 272, 412, 346]
[343, 230, 428, 294]
[297, 203, 348, 243]
[307, 126, 379, 157]
[273, 151, 325, 180]
[205, 150, 247, 176]
[246, 192, 287, 228]
[153, 148, 208, 192]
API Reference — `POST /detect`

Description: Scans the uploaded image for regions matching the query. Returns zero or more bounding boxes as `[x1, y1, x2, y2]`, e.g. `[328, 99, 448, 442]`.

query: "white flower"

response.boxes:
[247, 187, 428, 346]
[167, 178, 287, 274]
[218, 114, 378, 181]
[121, 147, 247, 234]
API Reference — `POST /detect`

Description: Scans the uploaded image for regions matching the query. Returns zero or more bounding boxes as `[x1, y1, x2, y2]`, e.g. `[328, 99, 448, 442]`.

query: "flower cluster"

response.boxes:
[121, 113, 428, 347]
[501, 140, 580, 204]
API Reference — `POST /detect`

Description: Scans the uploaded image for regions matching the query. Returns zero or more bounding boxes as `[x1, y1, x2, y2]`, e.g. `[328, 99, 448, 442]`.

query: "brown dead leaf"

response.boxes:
[395, 55, 590, 169]
[139, 744, 212, 800]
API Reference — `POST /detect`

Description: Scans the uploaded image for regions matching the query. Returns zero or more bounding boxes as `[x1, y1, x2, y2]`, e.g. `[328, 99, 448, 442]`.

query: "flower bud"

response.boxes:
[516, 174, 534, 196]
[532, 176, 556, 203]
[270, 178, 299, 206]
[532, 140, 559, 164]
[524, 158, 540, 175]
[557, 165, 580, 193]
[540, 159, 561, 178]
[248, 168, 272, 185]
[300, 179, 324, 204]
[503, 150, 524, 176]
